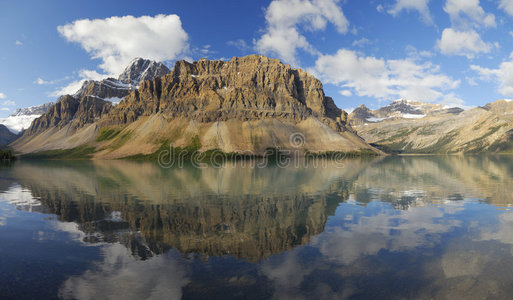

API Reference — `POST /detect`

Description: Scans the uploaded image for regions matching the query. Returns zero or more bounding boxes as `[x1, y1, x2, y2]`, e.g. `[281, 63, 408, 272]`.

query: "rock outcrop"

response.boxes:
[0, 124, 19, 145]
[102, 56, 349, 133]
[22, 58, 171, 137]
[12, 55, 379, 157]
[118, 57, 171, 86]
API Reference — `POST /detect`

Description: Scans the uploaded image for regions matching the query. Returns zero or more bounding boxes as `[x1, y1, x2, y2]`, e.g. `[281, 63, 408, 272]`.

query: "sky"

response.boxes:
[2, 0, 513, 117]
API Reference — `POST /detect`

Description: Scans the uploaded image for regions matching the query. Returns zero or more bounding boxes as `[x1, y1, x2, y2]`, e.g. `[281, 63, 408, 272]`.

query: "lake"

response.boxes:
[1, 156, 513, 299]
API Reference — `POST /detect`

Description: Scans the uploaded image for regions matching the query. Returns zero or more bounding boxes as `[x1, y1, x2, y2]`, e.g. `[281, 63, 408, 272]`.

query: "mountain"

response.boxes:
[118, 57, 171, 86]
[349, 99, 464, 125]
[0, 102, 53, 134]
[12, 55, 379, 157]
[354, 99, 513, 154]
[0, 124, 19, 145]
[17, 58, 170, 146]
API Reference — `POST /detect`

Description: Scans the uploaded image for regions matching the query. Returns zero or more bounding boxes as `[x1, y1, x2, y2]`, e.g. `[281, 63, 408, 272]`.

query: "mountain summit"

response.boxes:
[118, 57, 170, 86]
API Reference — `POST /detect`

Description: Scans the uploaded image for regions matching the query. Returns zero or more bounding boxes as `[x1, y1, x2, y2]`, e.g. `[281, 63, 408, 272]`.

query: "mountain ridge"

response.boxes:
[11, 55, 380, 158]
[355, 99, 513, 154]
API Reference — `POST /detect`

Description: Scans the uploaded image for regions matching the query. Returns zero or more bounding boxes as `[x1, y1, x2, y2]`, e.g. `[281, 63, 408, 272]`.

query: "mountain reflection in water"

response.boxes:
[1, 156, 513, 299]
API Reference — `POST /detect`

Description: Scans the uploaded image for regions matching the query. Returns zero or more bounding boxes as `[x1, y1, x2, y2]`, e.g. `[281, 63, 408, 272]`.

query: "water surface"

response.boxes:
[1, 156, 513, 299]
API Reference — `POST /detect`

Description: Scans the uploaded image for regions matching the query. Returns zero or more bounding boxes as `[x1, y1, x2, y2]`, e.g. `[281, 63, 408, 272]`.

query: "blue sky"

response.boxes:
[2, 0, 513, 117]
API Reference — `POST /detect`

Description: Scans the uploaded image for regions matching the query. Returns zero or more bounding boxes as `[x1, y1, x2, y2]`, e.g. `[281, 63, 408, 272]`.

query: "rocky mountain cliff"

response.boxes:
[22, 58, 170, 137]
[118, 57, 171, 86]
[356, 99, 513, 154]
[12, 55, 378, 157]
[102, 56, 348, 130]
[0, 124, 19, 145]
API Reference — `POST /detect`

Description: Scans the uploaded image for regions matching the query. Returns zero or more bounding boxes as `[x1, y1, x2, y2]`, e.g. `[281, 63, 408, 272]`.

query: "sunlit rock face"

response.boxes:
[13, 55, 378, 157]
[23, 58, 170, 137]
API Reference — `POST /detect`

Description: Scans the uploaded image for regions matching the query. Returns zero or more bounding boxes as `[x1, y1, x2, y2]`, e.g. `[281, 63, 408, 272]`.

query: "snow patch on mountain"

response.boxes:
[0, 102, 53, 134]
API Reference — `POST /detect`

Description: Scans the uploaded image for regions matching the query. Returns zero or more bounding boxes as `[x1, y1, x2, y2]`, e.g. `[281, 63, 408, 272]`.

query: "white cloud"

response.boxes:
[50, 69, 107, 97]
[437, 28, 491, 58]
[339, 90, 352, 97]
[15, 40, 22, 46]
[0, 93, 5, 99]
[471, 52, 513, 97]
[0, 108, 10, 112]
[443, 0, 496, 28]
[436, 0, 496, 59]
[313, 49, 460, 102]
[34, 77, 50, 85]
[376, 4, 385, 13]
[500, 0, 513, 16]
[2, 100, 15, 106]
[387, 0, 433, 24]
[352, 38, 370, 47]
[405, 45, 433, 59]
[57, 14, 189, 76]
[255, 0, 348, 64]
[227, 39, 250, 52]
[59, 244, 190, 300]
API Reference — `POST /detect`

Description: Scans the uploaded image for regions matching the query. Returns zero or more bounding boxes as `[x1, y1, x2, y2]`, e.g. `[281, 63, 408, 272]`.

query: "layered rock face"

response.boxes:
[26, 95, 111, 135]
[13, 55, 378, 156]
[103, 55, 350, 132]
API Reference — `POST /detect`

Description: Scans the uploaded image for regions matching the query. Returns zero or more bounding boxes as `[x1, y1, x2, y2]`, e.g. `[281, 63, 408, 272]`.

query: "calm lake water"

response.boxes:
[1, 156, 513, 299]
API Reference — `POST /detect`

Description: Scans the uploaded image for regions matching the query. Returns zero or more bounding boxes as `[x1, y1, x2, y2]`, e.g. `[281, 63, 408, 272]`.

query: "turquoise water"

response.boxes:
[1, 156, 513, 299]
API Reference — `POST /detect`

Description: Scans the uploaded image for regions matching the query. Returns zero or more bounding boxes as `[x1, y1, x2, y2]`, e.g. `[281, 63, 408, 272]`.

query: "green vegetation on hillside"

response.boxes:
[96, 128, 122, 142]
[22, 146, 96, 160]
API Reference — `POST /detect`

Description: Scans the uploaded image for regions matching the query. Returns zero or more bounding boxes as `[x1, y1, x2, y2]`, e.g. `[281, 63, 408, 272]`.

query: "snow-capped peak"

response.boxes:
[0, 102, 54, 134]
[118, 58, 171, 86]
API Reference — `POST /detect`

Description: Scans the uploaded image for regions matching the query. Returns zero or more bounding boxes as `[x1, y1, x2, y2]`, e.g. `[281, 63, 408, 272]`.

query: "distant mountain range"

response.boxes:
[353, 99, 513, 154]
[349, 99, 463, 125]
[10, 55, 378, 157]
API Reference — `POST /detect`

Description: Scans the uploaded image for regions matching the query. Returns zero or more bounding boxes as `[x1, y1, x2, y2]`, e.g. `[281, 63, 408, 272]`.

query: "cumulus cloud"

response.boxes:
[312, 49, 460, 102]
[387, 0, 433, 24]
[34, 77, 56, 85]
[2, 100, 15, 106]
[339, 90, 352, 97]
[444, 0, 496, 28]
[226, 39, 250, 52]
[0, 93, 5, 99]
[352, 37, 370, 47]
[255, 0, 349, 64]
[15, 40, 23, 46]
[500, 0, 513, 16]
[471, 52, 513, 97]
[437, 28, 492, 58]
[57, 14, 189, 76]
[59, 244, 190, 300]
[436, 0, 496, 59]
